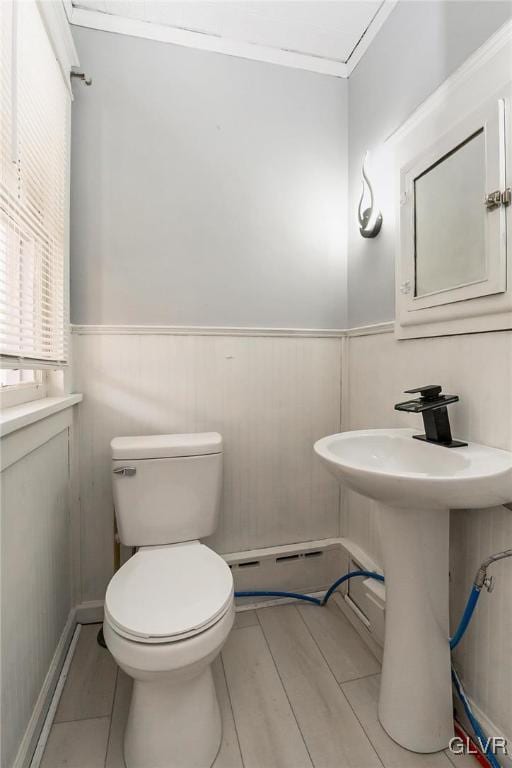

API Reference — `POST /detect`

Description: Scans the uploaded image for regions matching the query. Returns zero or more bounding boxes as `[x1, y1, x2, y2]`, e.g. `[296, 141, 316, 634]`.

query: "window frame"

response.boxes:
[0, 370, 47, 409]
[0, 0, 78, 409]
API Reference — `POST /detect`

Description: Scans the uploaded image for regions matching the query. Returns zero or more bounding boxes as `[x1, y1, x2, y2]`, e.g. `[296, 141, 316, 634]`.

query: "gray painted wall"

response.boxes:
[347, 0, 512, 328]
[70, 28, 348, 328]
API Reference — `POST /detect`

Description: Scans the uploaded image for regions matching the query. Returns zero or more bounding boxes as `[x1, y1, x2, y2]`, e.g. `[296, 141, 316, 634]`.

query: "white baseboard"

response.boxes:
[30, 626, 82, 768]
[75, 600, 104, 624]
[13, 609, 77, 768]
[226, 538, 348, 599]
[454, 692, 512, 768]
[332, 592, 383, 663]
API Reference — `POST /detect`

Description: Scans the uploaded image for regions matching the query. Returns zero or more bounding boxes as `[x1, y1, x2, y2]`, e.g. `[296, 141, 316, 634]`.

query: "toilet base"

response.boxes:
[124, 664, 222, 768]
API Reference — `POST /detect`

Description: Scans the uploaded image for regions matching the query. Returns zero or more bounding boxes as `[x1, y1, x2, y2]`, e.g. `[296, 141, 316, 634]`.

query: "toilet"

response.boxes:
[103, 432, 234, 768]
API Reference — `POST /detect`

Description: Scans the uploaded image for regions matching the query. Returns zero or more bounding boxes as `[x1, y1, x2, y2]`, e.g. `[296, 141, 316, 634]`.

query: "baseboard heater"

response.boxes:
[223, 537, 386, 649]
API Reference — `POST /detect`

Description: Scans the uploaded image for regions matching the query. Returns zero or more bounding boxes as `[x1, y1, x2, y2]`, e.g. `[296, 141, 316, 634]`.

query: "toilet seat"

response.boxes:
[105, 542, 233, 644]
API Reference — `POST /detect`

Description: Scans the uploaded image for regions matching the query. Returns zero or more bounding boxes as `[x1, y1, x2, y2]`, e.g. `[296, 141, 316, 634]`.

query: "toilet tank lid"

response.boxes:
[111, 432, 222, 460]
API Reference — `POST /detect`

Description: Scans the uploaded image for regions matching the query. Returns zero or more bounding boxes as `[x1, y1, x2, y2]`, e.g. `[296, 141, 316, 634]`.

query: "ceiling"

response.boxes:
[68, 1, 396, 77]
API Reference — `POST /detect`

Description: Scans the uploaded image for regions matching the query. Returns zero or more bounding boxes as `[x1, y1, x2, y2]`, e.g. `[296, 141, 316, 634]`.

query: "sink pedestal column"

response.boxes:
[378, 504, 453, 753]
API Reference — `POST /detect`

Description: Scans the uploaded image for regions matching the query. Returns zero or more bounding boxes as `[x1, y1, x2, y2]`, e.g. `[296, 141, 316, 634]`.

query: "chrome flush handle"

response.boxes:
[113, 466, 136, 477]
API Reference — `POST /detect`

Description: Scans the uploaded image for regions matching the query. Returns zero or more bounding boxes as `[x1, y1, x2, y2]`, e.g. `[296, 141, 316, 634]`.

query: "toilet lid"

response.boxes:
[105, 542, 234, 643]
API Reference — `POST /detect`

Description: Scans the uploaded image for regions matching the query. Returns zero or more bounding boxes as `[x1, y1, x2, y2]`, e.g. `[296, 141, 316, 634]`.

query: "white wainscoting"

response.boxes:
[1, 425, 73, 768]
[343, 327, 512, 740]
[72, 329, 343, 603]
[450, 506, 512, 744]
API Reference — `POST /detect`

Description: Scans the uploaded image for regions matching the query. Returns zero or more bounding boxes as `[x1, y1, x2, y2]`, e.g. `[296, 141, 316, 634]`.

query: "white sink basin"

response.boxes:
[314, 428, 512, 754]
[314, 428, 512, 510]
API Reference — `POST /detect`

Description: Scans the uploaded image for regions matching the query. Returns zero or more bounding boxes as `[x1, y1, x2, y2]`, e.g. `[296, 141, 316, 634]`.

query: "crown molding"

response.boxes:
[66, 1, 397, 79]
[344, 0, 398, 76]
[69, 7, 348, 77]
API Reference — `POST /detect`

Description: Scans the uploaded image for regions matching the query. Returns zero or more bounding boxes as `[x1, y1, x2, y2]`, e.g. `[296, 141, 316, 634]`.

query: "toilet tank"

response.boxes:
[111, 433, 223, 546]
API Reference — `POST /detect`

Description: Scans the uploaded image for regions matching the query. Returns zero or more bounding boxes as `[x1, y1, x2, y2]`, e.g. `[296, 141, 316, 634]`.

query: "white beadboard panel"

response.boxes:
[450, 506, 512, 739]
[345, 330, 512, 449]
[340, 492, 383, 566]
[342, 328, 512, 739]
[1, 430, 72, 768]
[73, 332, 342, 603]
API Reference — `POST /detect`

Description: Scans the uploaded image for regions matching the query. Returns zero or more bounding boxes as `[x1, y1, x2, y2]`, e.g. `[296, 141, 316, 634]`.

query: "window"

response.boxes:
[0, 368, 46, 409]
[0, 0, 70, 392]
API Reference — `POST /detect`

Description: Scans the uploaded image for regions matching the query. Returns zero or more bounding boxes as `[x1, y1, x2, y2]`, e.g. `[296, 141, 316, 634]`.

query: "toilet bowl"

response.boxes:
[105, 432, 233, 768]
[104, 541, 234, 768]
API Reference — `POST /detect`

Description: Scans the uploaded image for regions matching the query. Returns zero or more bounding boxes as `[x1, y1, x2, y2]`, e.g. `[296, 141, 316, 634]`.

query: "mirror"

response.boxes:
[414, 129, 486, 297]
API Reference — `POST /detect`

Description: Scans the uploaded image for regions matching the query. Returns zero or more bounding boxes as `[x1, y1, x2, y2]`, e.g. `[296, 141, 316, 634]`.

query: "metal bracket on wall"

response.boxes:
[70, 68, 92, 86]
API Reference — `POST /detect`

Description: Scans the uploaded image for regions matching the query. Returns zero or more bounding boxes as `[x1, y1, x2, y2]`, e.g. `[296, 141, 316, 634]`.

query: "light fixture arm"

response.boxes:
[358, 151, 383, 238]
[358, 157, 374, 227]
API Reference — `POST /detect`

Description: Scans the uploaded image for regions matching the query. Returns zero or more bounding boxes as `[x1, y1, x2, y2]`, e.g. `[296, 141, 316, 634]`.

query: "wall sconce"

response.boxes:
[358, 151, 383, 238]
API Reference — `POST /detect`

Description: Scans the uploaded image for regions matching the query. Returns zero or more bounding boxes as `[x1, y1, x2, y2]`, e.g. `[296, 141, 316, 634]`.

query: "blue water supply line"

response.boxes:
[452, 667, 501, 768]
[235, 547, 512, 767]
[235, 569, 474, 645]
[235, 569, 385, 607]
[449, 584, 480, 651]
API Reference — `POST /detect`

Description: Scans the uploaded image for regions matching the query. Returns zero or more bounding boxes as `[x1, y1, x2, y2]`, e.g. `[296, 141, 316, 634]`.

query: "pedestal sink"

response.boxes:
[314, 428, 512, 754]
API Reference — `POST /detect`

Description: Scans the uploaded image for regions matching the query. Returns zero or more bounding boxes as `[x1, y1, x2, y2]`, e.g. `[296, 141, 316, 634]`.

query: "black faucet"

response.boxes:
[394, 385, 467, 448]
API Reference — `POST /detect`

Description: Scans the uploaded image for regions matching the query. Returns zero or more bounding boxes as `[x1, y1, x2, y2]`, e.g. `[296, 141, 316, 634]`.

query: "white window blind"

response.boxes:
[0, 0, 70, 369]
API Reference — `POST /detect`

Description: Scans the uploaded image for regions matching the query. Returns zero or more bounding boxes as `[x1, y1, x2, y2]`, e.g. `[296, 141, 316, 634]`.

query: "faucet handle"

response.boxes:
[404, 385, 442, 401]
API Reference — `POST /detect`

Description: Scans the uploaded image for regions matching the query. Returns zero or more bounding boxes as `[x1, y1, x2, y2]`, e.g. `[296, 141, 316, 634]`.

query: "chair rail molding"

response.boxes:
[70, 323, 396, 338]
[70, 324, 347, 338]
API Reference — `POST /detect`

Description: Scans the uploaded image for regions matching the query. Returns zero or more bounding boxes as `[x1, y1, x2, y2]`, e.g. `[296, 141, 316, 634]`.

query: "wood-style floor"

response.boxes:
[40, 605, 473, 768]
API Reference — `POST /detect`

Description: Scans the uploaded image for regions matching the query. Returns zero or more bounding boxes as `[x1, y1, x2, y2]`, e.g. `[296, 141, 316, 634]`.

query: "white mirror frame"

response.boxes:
[393, 21, 512, 340]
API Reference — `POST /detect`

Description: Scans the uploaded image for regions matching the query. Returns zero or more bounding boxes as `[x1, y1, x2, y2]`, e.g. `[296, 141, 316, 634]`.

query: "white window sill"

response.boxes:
[0, 394, 83, 437]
